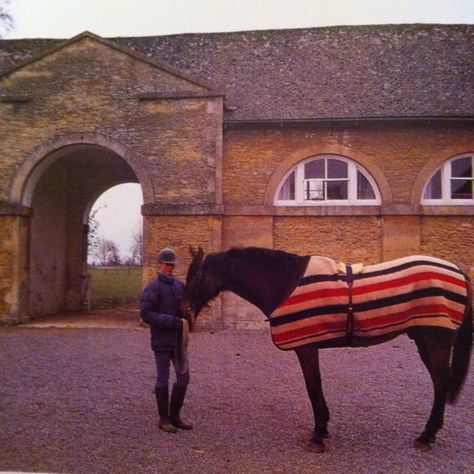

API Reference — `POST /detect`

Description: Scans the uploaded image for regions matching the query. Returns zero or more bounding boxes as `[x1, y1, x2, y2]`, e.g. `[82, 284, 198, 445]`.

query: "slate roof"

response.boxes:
[1, 24, 473, 121]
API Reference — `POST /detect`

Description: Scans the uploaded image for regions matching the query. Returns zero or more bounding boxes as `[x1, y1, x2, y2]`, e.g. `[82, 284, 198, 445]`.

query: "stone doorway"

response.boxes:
[26, 143, 142, 319]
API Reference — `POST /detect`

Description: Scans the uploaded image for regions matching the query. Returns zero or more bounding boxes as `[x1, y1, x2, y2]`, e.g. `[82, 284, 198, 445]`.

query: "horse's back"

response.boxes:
[361, 254, 463, 275]
[352, 255, 469, 338]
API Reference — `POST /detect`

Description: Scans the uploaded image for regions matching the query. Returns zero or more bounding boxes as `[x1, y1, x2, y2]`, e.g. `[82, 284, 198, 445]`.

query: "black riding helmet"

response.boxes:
[158, 247, 176, 265]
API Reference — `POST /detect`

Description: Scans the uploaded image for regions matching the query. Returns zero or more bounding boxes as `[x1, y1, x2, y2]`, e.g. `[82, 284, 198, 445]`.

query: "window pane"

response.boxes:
[451, 179, 473, 199]
[278, 171, 295, 200]
[451, 157, 472, 178]
[304, 160, 324, 179]
[423, 169, 442, 199]
[357, 171, 376, 200]
[327, 181, 348, 200]
[304, 179, 324, 200]
[327, 159, 347, 179]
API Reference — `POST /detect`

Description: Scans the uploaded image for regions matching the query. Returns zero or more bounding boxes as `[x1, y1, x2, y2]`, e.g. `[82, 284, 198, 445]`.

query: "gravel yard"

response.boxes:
[1, 324, 473, 473]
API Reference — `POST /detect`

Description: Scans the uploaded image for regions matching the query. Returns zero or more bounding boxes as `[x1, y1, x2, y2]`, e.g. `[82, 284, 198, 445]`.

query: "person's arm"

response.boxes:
[140, 286, 182, 329]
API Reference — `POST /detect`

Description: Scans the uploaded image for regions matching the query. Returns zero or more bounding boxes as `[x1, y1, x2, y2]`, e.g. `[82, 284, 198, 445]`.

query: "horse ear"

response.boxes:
[189, 246, 205, 261]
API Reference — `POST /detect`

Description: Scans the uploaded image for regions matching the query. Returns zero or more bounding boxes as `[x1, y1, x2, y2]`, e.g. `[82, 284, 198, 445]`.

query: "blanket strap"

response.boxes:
[346, 266, 355, 345]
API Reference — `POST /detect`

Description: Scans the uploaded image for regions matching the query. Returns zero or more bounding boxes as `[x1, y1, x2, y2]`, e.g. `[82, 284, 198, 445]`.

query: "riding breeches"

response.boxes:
[153, 350, 190, 390]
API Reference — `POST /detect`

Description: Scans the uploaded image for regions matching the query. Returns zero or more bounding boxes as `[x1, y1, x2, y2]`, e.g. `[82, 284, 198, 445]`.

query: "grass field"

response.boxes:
[89, 266, 142, 308]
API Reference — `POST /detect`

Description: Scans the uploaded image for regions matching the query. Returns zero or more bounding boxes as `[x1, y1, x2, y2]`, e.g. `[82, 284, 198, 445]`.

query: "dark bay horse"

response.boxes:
[180, 246, 473, 452]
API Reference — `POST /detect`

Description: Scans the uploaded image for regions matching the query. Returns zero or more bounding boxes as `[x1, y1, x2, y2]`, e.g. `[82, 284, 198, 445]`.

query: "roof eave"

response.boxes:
[223, 115, 474, 128]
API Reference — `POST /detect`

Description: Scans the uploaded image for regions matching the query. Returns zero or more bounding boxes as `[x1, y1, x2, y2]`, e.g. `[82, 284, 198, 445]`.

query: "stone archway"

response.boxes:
[18, 139, 143, 319]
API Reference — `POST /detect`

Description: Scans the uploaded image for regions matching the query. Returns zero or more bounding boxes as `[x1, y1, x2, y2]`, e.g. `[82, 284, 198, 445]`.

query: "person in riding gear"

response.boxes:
[140, 247, 193, 433]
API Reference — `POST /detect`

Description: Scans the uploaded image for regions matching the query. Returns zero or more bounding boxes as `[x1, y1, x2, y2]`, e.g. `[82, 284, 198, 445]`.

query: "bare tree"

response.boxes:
[95, 238, 121, 266]
[129, 228, 143, 266]
[0, 0, 13, 37]
[108, 241, 122, 266]
[87, 206, 105, 260]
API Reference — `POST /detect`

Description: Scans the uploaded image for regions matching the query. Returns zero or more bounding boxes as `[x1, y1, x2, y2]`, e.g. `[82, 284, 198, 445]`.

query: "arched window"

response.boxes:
[422, 154, 474, 204]
[275, 155, 381, 206]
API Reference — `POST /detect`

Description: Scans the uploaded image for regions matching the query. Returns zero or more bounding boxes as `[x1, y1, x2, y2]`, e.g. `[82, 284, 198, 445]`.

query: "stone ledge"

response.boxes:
[0, 202, 33, 216]
[141, 203, 474, 217]
[141, 203, 224, 215]
[419, 205, 474, 216]
[0, 95, 30, 103]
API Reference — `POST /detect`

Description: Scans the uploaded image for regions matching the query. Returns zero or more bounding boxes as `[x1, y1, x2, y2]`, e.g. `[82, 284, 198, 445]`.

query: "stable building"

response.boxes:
[0, 25, 473, 328]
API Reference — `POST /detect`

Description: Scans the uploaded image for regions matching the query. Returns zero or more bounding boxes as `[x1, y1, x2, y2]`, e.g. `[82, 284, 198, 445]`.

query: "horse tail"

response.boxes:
[448, 276, 473, 405]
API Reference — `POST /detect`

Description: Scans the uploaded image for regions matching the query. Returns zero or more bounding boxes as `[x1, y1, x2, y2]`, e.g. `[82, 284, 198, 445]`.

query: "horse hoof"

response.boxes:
[309, 439, 325, 453]
[413, 440, 432, 452]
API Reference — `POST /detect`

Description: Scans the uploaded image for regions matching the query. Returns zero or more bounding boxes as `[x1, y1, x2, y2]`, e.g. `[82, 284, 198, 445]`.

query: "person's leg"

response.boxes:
[170, 352, 193, 429]
[153, 351, 177, 433]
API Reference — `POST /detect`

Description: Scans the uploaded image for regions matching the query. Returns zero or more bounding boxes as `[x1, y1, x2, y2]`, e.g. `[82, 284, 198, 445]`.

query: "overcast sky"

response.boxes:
[4, 0, 474, 39]
[3, 0, 473, 260]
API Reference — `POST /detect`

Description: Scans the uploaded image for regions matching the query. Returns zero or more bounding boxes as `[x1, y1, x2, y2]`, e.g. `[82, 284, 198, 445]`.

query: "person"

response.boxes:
[140, 247, 193, 433]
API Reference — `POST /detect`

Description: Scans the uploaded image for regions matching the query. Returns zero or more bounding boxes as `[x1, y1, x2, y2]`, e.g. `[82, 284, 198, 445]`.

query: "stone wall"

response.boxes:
[0, 33, 473, 327]
[0, 216, 15, 318]
[0, 213, 29, 324]
[421, 216, 474, 276]
[0, 34, 224, 324]
[216, 122, 474, 327]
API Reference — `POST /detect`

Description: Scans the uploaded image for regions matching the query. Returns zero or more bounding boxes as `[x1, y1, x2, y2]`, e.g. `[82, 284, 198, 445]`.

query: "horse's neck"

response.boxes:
[214, 251, 308, 316]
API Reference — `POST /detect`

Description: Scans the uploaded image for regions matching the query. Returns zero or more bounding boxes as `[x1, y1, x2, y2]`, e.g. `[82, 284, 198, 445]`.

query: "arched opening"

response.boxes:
[27, 144, 142, 318]
[86, 183, 143, 309]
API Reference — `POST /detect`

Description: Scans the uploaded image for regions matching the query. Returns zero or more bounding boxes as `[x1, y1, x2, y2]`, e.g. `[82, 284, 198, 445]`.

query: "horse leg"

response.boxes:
[295, 347, 329, 452]
[413, 334, 453, 451]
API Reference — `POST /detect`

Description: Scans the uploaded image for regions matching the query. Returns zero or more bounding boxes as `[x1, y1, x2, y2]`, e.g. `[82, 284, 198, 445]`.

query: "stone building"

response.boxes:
[0, 25, 473, 328]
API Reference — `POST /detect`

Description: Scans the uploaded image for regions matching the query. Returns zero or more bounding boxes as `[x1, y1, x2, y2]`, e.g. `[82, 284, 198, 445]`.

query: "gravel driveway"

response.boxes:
[1, 323, 473, 473]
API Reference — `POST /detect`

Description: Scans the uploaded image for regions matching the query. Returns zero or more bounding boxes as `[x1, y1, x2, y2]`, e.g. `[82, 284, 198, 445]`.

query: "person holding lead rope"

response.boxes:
[140, 247, 192, 433]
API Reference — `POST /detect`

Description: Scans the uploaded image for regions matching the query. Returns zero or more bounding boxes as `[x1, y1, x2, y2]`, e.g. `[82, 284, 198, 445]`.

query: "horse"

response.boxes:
[180, 246, 473, 452]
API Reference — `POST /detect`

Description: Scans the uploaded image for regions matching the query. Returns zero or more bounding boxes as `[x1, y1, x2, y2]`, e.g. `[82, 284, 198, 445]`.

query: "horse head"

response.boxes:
[181, 246, 221, 331]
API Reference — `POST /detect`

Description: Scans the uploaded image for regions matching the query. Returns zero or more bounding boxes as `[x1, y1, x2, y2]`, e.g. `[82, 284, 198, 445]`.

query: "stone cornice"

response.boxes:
[0, 202, 32, 216]
[141, 203, 474, 217]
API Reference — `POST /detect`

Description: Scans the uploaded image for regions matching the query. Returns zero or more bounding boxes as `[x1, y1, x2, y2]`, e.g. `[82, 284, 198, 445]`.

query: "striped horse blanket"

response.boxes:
[270, 255, 469, 350]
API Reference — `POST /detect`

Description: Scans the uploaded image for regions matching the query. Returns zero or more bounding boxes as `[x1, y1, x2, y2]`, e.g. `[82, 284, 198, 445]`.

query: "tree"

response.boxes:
[95, 238, 122, 266]
[0, 0, 13, 38]
[129, 228, 143, 266]
[108, 241, 122, 266]
[87, 205, 105, 260]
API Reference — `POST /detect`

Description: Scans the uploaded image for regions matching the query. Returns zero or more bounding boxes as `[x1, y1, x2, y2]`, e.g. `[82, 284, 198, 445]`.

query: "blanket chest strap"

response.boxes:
[346, 266, 355, 345]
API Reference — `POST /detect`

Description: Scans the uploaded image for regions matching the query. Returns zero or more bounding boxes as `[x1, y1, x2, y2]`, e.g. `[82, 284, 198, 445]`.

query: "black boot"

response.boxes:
[170, 384, 193, 430]
[154, 387, 178, 433]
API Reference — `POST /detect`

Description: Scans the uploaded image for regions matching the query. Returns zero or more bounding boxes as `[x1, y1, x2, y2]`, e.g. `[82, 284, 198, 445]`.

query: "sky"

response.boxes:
[2, 0, 473, 260]
[4, 0, 474, 39]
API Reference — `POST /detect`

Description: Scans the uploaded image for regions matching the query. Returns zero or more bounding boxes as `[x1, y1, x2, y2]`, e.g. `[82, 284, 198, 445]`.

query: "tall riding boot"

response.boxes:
[154, 387, 178, 433]
[170, 384, 193, 430]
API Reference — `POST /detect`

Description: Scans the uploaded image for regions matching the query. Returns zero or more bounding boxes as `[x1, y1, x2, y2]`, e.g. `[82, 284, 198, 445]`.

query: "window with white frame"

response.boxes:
[422, 154, 474, 204]
[275, 155, 381, 205]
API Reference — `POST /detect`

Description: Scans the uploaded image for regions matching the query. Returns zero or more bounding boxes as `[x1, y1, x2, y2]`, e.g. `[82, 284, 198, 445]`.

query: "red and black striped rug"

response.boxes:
[270, 255, 468, 350]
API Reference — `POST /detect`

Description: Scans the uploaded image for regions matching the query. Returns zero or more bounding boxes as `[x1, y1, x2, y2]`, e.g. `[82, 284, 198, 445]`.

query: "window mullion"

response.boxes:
[295, 165, 304, 204]
[349, 163, 357, 204]
[442, 162, 450, 202]
[323, 159, 328, 200]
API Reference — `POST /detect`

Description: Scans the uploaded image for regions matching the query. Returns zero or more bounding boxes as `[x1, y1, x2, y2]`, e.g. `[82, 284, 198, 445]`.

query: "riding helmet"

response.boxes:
[158, 247, 176, 265]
